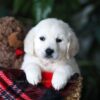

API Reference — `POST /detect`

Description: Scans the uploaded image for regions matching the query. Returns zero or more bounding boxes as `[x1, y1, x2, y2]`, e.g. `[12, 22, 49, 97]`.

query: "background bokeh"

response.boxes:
[0, 0, 100, 100]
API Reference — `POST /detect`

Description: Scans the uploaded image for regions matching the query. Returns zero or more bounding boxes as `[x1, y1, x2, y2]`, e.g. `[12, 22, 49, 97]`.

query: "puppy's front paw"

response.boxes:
[52, 72, 68, 90]
[26, 71, 41, 85]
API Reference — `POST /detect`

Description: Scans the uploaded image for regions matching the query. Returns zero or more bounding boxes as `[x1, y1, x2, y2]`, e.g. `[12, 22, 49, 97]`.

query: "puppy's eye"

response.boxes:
[56, 38, 62, 43]
[40, 36, 45, 41]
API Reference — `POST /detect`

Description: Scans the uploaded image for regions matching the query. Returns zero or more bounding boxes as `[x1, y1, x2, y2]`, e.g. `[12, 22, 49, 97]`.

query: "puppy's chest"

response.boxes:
[41, 62, 58, 72]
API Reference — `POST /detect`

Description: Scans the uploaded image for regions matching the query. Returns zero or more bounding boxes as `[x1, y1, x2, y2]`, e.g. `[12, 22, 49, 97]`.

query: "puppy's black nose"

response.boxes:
[46, 48, 54, 56]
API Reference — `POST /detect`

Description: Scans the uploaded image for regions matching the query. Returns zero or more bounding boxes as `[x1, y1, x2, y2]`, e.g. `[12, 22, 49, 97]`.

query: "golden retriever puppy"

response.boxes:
[21, 18, 80, 90]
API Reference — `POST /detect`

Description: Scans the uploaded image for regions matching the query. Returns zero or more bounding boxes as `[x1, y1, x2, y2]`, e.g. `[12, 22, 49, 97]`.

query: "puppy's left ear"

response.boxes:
[66, 31, 79, 59]
[24, 28, 35, 55]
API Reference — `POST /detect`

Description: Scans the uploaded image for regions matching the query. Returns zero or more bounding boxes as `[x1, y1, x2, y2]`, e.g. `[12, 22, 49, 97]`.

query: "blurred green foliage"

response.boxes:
[13, 0, 54, 23]
[0, 0, 100, 100]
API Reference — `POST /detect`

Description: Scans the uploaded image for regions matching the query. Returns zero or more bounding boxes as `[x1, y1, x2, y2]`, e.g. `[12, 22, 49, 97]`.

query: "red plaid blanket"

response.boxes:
[0, 67, 79, 100]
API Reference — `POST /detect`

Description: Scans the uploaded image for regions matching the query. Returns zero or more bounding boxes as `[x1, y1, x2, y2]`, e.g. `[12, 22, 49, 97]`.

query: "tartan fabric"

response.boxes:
[0, 69, 32, 100]
[0, 67, 80, 100]
[0, 87, 15, 100]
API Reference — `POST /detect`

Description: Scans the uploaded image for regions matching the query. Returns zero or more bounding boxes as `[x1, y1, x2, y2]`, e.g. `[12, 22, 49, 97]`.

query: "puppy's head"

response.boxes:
[24, 18, 79, 61]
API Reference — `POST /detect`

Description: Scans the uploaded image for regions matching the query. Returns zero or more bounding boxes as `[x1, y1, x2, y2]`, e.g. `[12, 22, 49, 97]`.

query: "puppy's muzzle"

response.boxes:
[45, 48, 54, 58]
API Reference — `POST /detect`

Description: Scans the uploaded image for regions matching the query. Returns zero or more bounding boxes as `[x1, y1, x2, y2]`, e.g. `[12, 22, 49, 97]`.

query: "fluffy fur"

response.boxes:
[0, 17, 25, 69]
[21, 18, 80, 90]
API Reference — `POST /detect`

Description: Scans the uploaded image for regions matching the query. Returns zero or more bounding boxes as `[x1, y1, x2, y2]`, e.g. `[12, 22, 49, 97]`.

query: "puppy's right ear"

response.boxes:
[24, 28, 35, 55]
[66, 33, 79, 59]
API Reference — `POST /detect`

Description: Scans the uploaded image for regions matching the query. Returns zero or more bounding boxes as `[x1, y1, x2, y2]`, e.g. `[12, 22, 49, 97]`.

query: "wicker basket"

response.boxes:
[64, 74, 82, 100]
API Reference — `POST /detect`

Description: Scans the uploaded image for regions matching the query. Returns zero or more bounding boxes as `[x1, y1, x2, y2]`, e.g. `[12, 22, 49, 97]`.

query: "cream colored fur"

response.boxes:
[21, 18, 80, 90]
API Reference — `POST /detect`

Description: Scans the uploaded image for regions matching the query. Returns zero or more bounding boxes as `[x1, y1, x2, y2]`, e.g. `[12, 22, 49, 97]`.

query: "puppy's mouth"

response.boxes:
[45, 55, 53, 59]
[44, 54, 58, 60]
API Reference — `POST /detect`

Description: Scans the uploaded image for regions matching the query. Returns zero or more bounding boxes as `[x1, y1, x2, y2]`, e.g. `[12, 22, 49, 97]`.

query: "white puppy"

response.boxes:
[21, 18, 80, 90]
